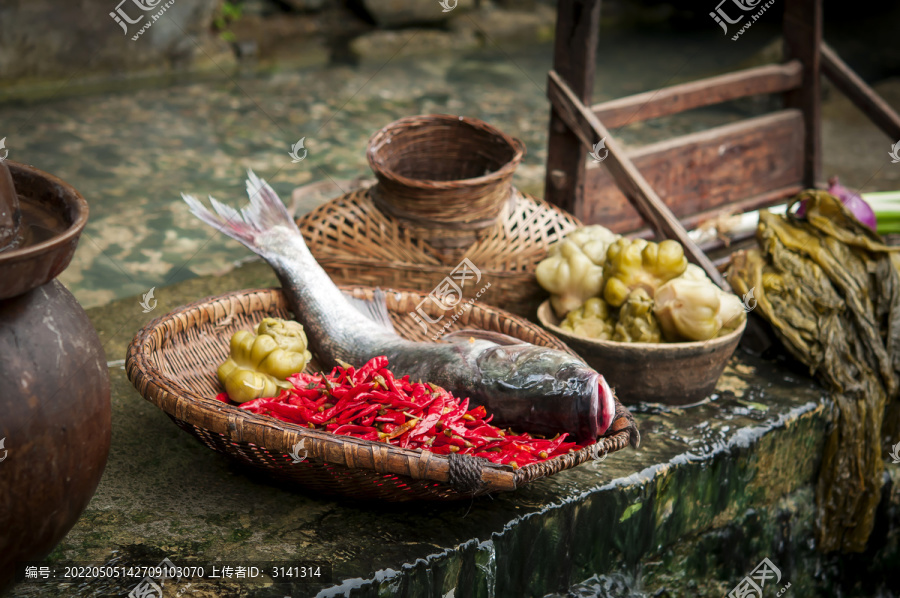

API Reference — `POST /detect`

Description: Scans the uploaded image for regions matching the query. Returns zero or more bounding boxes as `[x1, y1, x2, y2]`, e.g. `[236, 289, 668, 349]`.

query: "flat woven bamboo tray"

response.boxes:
[298, 187, 580, 319]
[126, 287, 634, 502]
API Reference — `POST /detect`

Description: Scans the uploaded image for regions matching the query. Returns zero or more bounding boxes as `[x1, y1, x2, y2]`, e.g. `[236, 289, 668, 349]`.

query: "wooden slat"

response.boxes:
[591, 61, 803, 129]
[783, 0, 822, 187]
[580, 110, 805, 234]
[821, 43, 900, 141]
[547, 69, 728, 290]
[543, 0, 602, 215]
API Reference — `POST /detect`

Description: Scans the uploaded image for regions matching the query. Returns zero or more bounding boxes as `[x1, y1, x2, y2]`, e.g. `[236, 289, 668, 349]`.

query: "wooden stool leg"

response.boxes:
[783, 0, 823, 187]
[544, 0, 602, 217]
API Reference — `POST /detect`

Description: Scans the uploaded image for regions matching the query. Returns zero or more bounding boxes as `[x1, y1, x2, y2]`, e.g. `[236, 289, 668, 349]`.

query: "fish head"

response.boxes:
[474, 343, 615, 441]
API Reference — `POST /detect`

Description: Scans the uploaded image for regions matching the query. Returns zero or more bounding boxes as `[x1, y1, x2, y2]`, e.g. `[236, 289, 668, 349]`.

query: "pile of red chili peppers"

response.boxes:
[216, 356, 595, 468]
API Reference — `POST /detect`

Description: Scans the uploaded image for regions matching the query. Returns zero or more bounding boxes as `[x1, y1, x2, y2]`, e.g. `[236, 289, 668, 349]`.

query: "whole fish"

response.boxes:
[183, 172, 621, 442]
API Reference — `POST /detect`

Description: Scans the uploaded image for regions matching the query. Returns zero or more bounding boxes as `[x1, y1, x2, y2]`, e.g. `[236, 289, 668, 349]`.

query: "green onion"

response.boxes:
[862, 191, 900, 235]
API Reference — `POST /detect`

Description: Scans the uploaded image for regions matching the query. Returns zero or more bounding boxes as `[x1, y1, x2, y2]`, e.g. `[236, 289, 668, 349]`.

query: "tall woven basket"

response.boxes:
[298, 115, 580, 319]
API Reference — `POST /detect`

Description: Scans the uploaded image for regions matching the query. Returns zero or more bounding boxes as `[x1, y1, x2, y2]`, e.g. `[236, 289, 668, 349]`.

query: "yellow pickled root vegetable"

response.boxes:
[613, 289, 662, 343]
[603, 238, 687, 307]
[680, 263, 709, 282]
[536, 225, 621, 318]
[653, 277, 746, 342]
[536, 240, 605, 318]
[554, 225, 620, 266]
[217, 317, 313, 403]
[560, 297, 614, 340]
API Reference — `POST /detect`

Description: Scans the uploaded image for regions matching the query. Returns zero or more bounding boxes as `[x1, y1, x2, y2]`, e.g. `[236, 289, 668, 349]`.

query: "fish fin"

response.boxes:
[341, 288, 396, 333]
[443, 329, 524, 345]
[182, 170, 299, 254]
[608, 393, 641, 449]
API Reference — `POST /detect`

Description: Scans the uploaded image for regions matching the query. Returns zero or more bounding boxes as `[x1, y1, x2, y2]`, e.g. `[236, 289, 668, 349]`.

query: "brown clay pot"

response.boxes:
[537, 300, 745, 405]
[0, 161, 111, 593]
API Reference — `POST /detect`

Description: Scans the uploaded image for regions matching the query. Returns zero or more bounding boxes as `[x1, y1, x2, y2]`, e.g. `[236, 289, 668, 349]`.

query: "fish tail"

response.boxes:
[182, 170, 301, 256]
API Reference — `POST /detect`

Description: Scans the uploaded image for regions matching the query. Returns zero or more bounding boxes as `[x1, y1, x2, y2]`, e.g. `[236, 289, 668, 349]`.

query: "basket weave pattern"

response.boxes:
[298, 188, 580, 318]
[366, 114, 525, 230]
[126, 287, 632, 501]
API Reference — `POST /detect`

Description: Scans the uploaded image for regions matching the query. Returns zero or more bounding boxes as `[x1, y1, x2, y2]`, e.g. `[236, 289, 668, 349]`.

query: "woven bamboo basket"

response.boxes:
[126, 287, 635, 502]
[367, 114, 525, 232]
[298, 187, 580, 320]
[297, 115, 580, 318]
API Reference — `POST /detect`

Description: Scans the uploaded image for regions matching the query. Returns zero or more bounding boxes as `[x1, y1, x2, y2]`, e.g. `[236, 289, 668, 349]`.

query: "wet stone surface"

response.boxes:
[9, 261, 886, 598]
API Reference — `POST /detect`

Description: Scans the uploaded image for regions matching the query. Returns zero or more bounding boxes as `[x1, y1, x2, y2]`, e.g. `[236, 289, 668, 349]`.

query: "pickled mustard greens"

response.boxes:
[536, 225, 620, 318]
[729, 190, 900, 553]
[217, 317, 313, 403]
[603, 238, 687, 307]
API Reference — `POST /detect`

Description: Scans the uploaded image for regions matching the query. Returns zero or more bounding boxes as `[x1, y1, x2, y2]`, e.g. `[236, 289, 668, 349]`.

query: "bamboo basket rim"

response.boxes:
[126, 287, 634, 498]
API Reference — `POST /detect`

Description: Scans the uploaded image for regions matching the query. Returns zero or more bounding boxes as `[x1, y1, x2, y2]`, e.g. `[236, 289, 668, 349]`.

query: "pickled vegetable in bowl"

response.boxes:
[538, 301, 745, 405]
[535, 226, 746, 403]
[536, 227, 746, 345]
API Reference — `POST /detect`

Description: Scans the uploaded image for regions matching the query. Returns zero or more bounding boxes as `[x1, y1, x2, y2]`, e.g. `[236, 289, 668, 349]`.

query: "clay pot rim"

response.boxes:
[0, 160, 89, 263]
[537, 299, 747, 355]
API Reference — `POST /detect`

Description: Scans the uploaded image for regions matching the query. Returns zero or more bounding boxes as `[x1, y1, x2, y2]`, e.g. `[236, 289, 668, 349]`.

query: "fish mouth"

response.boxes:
[597, 374, 615, 435]
[586, 372, 614, 438]
[580, 372, 614, 440]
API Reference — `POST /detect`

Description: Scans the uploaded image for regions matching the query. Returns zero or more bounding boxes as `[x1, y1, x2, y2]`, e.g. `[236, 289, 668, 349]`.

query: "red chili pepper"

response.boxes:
[433, 434, 468, 449]
[221, 356, 591, 467]
[355, 356, 388, 381]
[375, 411, 406, 425]
[380, 370, 403, 396]
[338, 403, 380, 425]
[409, 396, 444, 439]
[287, 394, 318, 409]
[467, 424, 501, 439]
[285, 372, 314, 387]
[239, 397, 276, 413]
[378, 422, 398, 434]
[466, 405, 487, 420]
[267, 402, 313, 424]
[443, 398, 469, 423]
[290, 386, 323, 401]
[369, 390, 420, 410]
[332, 424, 378, 436]
[384, 418, 418, 440]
